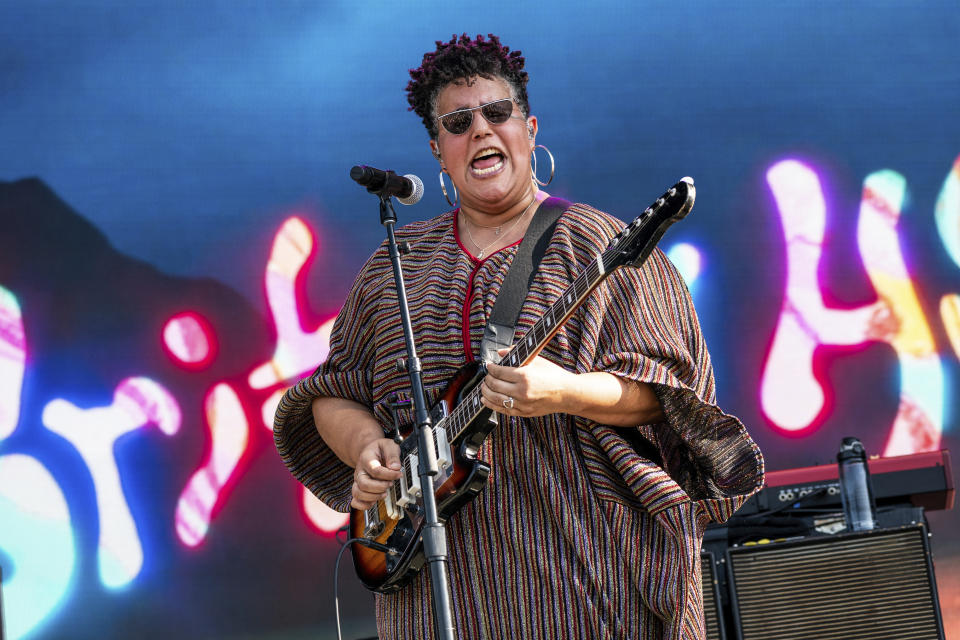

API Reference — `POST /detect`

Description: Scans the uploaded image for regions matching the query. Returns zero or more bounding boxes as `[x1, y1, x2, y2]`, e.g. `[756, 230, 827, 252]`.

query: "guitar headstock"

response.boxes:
[607, 177, 695, 268]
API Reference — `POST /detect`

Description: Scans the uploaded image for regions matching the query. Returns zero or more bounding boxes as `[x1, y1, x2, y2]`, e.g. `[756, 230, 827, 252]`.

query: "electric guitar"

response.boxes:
[351, 178, 696, 592]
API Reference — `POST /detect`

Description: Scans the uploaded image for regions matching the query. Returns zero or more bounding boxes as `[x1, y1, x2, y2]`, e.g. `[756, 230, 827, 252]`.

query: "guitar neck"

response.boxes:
[436, 178, 694, 450]
[443, 246, 618, 445]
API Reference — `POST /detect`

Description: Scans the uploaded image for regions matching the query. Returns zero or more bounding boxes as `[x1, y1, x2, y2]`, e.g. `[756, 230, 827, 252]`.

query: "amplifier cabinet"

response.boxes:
[726, 524, 944, 640]
[702, 550, 726, 640]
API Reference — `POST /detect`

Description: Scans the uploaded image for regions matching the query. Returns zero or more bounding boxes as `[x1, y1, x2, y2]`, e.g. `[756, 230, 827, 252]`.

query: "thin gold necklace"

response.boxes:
[463, 197, 536, 259]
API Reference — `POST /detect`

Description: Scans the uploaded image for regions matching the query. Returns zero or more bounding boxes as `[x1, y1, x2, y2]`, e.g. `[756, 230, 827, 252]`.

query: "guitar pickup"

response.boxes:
[435, 426, 452, 470]
[407, 453, 422, 498]
[397, 453, 421, 507]
[383, 483, 401, 520]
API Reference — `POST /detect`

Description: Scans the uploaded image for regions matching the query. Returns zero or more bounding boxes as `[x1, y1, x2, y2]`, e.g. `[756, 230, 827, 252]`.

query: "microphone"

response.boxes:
[350, 165, 424, 205]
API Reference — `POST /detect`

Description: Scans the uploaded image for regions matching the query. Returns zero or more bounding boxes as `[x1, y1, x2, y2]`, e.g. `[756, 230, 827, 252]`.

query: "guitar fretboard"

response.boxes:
[409, 181, 687, 462]
[440, 219, 643, 446]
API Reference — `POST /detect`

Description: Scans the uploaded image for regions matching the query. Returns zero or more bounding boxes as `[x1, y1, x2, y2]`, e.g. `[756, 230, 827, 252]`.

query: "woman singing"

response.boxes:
[275, 33, 763, 639]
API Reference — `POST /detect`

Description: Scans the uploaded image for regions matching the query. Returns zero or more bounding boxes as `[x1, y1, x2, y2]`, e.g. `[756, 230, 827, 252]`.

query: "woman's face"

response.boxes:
[430, 76, 537, 215]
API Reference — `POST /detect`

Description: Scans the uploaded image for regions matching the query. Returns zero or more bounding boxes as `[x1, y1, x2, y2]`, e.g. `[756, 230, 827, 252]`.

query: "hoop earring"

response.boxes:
[439, 170, 459, 208]
[531, 144, 555, 187]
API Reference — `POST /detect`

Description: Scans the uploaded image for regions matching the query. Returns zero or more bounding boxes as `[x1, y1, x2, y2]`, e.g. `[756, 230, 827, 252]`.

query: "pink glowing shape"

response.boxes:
[244, 216, 349, 537]
[0, 285, 26, 440]
[249, 217, 336, 389]
[303, 486, 348, 533]
[761, 160, 943, 454]
[175, 383, 249, 547]
[761, 161, 881, 430]
[41, 377, 181, 589]
[162, 312, 216, 368]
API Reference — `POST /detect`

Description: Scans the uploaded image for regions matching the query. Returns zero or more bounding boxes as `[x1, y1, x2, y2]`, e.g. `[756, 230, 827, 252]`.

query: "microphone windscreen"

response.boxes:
[398, 174, 424, 205]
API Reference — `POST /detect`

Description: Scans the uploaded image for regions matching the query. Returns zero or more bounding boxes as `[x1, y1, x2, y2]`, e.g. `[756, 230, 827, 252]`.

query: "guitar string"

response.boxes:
[360, 191, 687, 589]
[374, 210, 650, 512]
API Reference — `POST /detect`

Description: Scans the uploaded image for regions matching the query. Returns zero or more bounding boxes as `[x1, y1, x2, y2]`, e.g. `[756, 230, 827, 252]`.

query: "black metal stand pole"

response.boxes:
[377, 194, 455, 640]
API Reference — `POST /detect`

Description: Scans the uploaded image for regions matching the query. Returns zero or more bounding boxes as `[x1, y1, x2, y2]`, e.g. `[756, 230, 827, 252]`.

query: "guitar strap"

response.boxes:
[480, 196, 571, 363]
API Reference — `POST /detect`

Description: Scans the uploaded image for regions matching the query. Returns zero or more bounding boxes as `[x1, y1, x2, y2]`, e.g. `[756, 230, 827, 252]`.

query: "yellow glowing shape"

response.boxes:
[942, 294, 960, 361]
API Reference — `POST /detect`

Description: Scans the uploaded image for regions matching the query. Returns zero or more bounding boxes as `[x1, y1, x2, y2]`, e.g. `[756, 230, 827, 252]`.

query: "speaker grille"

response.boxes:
[728, 526, 942, 640]
[701, 552, 724, 640]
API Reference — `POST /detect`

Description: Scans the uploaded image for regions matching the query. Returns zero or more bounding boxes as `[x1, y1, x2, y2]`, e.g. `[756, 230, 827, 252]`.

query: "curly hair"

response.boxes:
[406, 33, 530, 139]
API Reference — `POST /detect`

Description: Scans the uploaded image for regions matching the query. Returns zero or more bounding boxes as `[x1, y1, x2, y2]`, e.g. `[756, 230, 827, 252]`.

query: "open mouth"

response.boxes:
[470, 148, 505, 176]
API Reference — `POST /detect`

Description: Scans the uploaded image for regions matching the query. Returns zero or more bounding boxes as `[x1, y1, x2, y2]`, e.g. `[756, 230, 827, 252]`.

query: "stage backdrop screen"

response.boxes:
[1, 2, 958, 639]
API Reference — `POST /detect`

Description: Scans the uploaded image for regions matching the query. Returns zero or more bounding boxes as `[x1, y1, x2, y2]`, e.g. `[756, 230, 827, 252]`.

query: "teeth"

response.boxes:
[472, 147, 503, 161]
[471, 158, 504, 175]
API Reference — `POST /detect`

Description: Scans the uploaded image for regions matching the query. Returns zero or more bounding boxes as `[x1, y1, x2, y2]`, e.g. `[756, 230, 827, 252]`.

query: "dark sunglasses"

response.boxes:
[436, 98, 515, 135]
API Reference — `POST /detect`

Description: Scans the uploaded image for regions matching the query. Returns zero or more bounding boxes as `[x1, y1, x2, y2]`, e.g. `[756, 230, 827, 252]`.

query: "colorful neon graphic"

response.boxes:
[860, 171, 943, 455]
[944, 296, 960, 362]
[303, 489, 350, 533]
[162, 312, 216, 369]
[936, 156, 960, 362]
[666, 242, 704, 296]
[761, 160, 944, 454]
[41, 378, 181, 589]
[935, 155, 960, 267]
[249, 217, 335, 394]
[245, 216, 346, 533]
[0, 285, 24, 440]
[175, 383, 250, 547]
[0, 454, 75, 640]
[2, 154, 957, 638]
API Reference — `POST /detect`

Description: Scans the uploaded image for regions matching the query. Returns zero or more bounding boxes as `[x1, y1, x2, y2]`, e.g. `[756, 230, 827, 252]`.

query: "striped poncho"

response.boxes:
[274, 202, 764, 639]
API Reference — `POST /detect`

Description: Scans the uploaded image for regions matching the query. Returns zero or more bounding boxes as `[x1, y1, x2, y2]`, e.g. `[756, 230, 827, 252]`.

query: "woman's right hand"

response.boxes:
[309, 396, 405, 511]
[351, 438, 403, 510]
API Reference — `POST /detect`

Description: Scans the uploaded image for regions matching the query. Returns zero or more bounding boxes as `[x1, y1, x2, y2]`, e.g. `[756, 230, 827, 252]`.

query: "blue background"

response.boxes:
[1, 1, 958, 638]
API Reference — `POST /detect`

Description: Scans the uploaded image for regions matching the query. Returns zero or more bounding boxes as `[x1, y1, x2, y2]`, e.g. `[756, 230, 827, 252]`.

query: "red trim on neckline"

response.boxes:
[454, 208, 523, 361]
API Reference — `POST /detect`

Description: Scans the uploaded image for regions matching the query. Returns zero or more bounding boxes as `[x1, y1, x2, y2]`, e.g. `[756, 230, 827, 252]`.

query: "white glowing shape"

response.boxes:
[175, 383, 249, 547]
[0, 454, 76, 640]
[0, 286, 25, 440]
[666, 242, 703, 289]
[163, 313, 212, 364]
[41, 378, 181, 589]
[262, 389, 284, 431]
[303, 486, 348, 533]
[935, 155, 960, 268]
[935, 155, 960, 363]
[762, 161, 881, 429]
[249, 217, 336, 389]
[762, 160, 943, 454]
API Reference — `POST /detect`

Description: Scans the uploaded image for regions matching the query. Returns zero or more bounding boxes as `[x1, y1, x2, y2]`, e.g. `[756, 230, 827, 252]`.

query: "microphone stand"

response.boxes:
[374, 191, 456, 640]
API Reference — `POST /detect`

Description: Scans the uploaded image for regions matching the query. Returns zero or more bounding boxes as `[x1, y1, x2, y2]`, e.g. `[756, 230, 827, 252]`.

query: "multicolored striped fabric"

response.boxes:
[274, 202, 764, 639]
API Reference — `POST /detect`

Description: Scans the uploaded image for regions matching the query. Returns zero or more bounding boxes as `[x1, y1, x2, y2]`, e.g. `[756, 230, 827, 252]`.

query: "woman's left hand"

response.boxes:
[480, 349, 578, 417]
